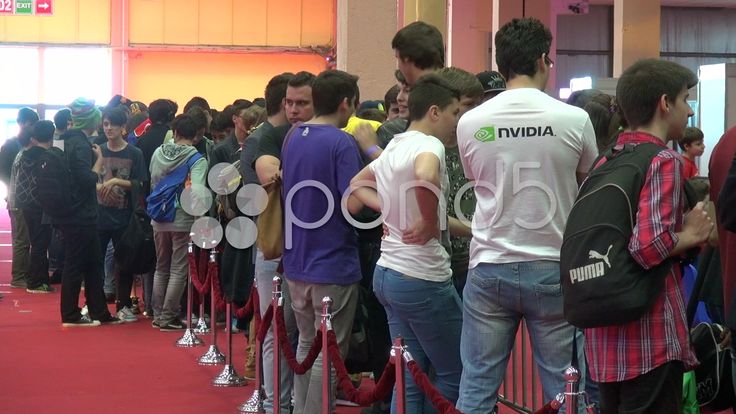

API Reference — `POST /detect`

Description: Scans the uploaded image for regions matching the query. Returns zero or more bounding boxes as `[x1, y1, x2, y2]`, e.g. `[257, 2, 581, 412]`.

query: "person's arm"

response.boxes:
[629, 152, 712, 268]
[353, 123, 383, 160]
[0, 141, 16, 185]
[335, 138, 368, 215]
[349, 165, 380, 213]
[70, 139, 102, 192]
[718, 156, 736, 231]
[402, 152, 441, 245]
[576, 117, 599, 185]
[448, 216, 472, 238]
[254, 129, 284, 186]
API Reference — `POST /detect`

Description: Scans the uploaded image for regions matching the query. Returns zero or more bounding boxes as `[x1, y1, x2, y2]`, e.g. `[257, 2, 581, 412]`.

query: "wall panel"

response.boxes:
[199, 0, 233, 45]
[129, 0, 165, 44]
[0, 0, 109, 44]
[126, 51, 328, 110]
[232, 0, 268, 45]
[163, 0, 198, 45]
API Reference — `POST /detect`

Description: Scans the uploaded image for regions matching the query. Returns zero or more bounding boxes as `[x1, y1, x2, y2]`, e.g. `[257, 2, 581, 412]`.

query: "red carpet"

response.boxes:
[0, 207, 368, 414]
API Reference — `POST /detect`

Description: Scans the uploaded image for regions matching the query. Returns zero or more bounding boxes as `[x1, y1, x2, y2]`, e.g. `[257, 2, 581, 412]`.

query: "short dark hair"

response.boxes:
[265, 73, 295, 116]
[616, 59, 698, 129]
[148, 99, 178, 124]
[384, 84, 400, 107]
[312, 70, 359, 117]
[495, 18, 552, 81]
[437, 67, 484, 99]
[408, 74, 460, 121]
[183, 96, 210, 113]
[186, 107, 209, 131]
[392, 21, 444, 70]
[53, 108, 72, 131]
[232, 99, 253, 108]
[17, 107, 39, 124]
[288, 71, 316, 89]
[679, 126, 705, 151]
[32, 120, 55, 144]
[171, 114, 197, 140]
[103, 106, 129, 127]
[253, 97, 266, 108]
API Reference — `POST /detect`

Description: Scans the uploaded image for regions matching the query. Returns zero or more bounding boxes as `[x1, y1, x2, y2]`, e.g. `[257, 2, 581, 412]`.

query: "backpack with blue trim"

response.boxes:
[146, 152, 203, 223]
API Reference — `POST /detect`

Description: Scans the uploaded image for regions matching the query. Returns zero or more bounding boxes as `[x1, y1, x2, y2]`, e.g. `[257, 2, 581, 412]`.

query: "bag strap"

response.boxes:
[570, 328, 579, 370]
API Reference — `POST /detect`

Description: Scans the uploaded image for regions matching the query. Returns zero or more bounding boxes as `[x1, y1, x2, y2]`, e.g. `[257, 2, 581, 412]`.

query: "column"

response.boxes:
[336, 0, 398, 101]
[447, 0, 492, 73]
[613, 0, 660, 77]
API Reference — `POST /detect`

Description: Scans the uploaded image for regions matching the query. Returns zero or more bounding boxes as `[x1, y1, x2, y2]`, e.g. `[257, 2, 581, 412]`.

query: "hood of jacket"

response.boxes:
[149, 143, 199, 184]
[19, 146, 47, 170]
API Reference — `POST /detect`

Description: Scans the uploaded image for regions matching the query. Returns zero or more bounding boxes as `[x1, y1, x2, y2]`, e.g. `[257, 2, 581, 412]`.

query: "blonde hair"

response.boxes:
[241, 105, 266, 134]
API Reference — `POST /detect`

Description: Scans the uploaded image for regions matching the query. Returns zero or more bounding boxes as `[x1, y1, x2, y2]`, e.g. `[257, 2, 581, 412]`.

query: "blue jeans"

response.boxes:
[373, 265, 463, 414]
[456, 261, 585, 414]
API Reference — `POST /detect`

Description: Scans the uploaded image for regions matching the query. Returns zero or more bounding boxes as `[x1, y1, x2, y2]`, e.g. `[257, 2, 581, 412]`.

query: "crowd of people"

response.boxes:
[2, 15, 736, 414]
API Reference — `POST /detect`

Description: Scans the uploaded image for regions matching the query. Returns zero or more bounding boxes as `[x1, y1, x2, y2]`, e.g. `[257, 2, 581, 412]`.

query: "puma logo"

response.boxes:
[588, 245, 613, 268]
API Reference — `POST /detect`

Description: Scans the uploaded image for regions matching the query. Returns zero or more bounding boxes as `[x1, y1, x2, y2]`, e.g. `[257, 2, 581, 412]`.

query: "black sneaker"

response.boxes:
[159, 320, 185, 331]
[98, 315, 124, 325]
[151, 319, 161, 329]
[62, 315, 101, 328]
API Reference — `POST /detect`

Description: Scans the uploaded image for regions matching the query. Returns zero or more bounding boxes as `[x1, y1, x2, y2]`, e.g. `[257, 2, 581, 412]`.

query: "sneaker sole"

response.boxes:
[62, 321, 101, 328]
[26, 289, 55, 294]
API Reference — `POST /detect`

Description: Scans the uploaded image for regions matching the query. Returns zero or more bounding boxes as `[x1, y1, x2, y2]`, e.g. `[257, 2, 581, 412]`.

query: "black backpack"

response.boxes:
[560, 143, 672, 328]
[35, 146, 76, 219]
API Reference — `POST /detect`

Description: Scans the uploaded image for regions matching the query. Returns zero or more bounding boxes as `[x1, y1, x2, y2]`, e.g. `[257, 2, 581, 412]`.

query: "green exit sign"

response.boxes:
[15, 0, 33, 15]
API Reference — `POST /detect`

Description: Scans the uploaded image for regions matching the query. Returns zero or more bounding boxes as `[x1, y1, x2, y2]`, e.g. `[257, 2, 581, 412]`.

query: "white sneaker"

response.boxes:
[80, 305, 88, 316]
[116, 306, 138, 323]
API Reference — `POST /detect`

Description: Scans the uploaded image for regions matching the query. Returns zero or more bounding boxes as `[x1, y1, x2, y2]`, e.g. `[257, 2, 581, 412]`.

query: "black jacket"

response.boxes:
[0, 137, 21, 186]
[136, 124, 170, 177]
[52, 129, 99, 227]
[719, 157, 736, 232]
[15, 146, 46, 210]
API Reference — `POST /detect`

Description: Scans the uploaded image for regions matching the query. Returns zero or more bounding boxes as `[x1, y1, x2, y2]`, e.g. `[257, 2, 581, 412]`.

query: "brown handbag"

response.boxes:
[256, 180, 283, 260]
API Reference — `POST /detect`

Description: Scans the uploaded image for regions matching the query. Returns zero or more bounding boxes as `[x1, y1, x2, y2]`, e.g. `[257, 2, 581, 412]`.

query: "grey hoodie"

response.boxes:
[149, 143, 208, 232]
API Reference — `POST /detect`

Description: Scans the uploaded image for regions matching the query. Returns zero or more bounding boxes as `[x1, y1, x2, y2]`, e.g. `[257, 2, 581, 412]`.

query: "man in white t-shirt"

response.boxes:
[455, 18, 598, 413]
[349, 75, 463, 413]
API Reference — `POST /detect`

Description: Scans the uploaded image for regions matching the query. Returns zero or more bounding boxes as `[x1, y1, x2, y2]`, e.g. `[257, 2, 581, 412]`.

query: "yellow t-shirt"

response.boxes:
[342, 116, 382, 135]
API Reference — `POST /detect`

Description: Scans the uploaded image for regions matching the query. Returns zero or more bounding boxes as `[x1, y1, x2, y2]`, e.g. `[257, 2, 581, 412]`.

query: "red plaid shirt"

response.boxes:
[584, 131, 698, 383]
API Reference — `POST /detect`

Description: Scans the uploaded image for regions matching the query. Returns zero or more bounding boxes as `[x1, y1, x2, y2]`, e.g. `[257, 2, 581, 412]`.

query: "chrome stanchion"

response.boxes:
[198, 250, 225, 365]
[176, 243, 204, 347]
[392, 337, 407, 414]
[212, 301, 246, 387]
[239, 278, 265, 413]
[564, 366, 581, 414]
[321, 297, 333, 414]
[272, 276, 283, 414]
[194, 292, 210, 334]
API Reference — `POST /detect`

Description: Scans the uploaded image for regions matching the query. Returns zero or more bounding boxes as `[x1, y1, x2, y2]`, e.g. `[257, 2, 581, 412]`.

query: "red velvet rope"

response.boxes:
[234, 286, 256, 320]
[190, 249, 211, 295]
[532, 402, 560, 414]
[406, 360, 463, 414]
[208, 258, 256, 320]
[257, 304, 273, 344]
[326, 329, 396, 406]
[275, 305, 322, 374]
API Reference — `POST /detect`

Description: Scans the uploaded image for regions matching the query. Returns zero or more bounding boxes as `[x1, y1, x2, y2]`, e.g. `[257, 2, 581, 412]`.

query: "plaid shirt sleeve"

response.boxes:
[628, 151, 682, 269]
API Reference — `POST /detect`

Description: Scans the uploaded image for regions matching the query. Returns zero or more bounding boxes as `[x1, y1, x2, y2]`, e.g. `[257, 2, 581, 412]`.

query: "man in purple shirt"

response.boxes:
[281, 69, 364, 414]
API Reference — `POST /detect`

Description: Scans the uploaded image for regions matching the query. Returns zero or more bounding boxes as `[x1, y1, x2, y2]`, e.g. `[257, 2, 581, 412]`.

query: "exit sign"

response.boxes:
[35, 0, 52, 15]
[14, 0, 31, 14]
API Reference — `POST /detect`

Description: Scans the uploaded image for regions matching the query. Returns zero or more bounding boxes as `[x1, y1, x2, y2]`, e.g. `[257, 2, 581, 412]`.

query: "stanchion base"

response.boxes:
[237, 388, 265, 413]
[193, 316, 210, 334]
[198, 345, 226, 365]
[175, 329, 204, 347]
[212, 364, 246, 387]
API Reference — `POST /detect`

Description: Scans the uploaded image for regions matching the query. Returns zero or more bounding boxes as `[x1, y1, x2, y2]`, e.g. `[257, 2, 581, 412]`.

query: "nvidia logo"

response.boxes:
[474, 126, 496, 142]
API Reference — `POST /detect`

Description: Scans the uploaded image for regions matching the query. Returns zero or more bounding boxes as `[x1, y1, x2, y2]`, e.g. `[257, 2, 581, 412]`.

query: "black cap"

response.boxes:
[477, 71, 506, 93]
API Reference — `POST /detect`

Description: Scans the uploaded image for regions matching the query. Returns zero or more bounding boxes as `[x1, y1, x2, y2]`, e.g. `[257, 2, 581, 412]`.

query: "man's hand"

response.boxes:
[91, 143, 102, 160]
[98, 178, 118, 201]
[402, 218, 439, 245]
[354, 123, 379, 152]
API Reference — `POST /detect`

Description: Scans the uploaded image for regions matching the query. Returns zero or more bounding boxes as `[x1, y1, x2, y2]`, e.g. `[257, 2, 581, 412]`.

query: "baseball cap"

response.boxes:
[477, 71, 506, 93]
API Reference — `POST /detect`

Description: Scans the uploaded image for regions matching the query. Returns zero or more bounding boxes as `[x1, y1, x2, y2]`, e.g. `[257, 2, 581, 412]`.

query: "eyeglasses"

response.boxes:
[543, 54, 554, 69]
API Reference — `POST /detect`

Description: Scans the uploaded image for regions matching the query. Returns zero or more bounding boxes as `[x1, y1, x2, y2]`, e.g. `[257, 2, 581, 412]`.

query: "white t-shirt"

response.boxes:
[457, 88, 598, 267]
[369, 130, 452, 282]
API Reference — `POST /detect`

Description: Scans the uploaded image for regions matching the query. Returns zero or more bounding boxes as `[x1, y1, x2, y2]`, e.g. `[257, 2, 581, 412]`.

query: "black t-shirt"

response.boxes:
[254, 124, 290, 164]
[240, 121, 274, 186]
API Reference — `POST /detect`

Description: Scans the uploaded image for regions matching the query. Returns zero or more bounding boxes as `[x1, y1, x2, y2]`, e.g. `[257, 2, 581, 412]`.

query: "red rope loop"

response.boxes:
[190, 249, 211, 295]
[257, 304, 274, 344]
[325, 329, 396, 406]
[532, 402, 560, 414]
[275, 305, 321, 374]
[406, 360, 462, 414]
[234, 285, 257, 320]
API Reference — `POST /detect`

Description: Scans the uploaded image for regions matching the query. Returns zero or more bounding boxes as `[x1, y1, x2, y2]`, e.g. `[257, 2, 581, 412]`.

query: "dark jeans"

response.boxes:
[22, 208, 51, 289]
[59, 225, 111, 323]
[48, 228, 64, 282]
[98, 227, 134, 311]
[450, 258, 469, 298]
[598, 361, 683, 414]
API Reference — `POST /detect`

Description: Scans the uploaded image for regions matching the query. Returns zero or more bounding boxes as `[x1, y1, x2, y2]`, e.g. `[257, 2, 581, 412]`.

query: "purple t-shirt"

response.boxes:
[281, 124, 363, 285]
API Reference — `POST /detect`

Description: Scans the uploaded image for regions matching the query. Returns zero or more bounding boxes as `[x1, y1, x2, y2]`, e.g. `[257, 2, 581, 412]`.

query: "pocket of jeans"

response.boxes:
[534, 282, 563, 319]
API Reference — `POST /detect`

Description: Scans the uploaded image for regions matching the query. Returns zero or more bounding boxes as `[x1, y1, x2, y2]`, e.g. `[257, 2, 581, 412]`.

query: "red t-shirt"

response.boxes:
[682, 156, 699, 179]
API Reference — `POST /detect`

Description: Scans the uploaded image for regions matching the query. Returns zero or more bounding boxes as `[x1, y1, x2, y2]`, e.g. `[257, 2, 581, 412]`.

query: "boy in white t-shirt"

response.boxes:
[349, 74, 463, 414]
[455, 18, 598, 413]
